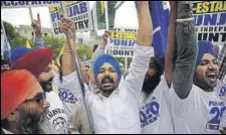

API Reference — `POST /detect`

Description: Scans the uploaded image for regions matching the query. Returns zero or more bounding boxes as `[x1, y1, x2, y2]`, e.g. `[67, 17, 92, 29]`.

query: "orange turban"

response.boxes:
[1, 70, 37, 120]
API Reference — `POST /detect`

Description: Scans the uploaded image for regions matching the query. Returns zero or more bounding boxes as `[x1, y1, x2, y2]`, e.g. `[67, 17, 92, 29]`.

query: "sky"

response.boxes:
[1, 1, 138, 30]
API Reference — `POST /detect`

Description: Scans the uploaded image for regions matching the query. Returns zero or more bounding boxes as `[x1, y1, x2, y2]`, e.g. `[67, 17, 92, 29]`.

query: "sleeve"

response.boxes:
[69, 103, 91, 134]
[53, 71, 85, 106]
[168, 84, 197, 115]
[35, 38, 45, 48]
[172, 3, 198, 99]
[118, 44, 154, 102]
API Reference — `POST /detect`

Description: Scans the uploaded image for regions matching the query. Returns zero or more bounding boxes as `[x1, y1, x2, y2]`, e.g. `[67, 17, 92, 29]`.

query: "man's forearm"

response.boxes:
[136, 1, 153, 46]
[173, 2, 198, 99]
[165, 2, 177, 87]
[35, 38, 45, 48]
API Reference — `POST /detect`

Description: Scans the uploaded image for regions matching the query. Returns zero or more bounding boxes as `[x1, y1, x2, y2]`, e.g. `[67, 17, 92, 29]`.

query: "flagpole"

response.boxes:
[104, 1, 110, 54]
[1, 20, 11, 63]
[59, 1, 94, 133]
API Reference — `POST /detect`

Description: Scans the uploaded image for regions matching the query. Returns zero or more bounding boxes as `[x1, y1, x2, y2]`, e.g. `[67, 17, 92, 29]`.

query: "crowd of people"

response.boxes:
[1, 1, 226, 134]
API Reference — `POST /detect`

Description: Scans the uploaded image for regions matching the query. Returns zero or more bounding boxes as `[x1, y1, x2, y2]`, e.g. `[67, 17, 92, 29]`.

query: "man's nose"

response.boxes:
[104, 70, 110, 76]
[208, 62, 218, 71]
[43, 100, 50, 109]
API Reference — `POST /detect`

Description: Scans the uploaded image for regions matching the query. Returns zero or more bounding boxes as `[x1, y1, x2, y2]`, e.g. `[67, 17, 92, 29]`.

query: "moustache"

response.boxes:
[101, 76, 114, 84]
[40, 77, 53, 92]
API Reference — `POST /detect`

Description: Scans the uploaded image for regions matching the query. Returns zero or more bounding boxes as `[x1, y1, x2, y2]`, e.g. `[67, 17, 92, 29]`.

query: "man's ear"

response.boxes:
[6, 111, 18, 122]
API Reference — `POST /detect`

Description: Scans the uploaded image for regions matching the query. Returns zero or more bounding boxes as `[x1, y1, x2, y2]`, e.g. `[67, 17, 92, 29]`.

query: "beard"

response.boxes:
[19, 108, 46, 134]
[99, 76, 116, 97]
[142, 74, 161, 95]
[39, 77, 53, 92]
[194, 73, 216, 92]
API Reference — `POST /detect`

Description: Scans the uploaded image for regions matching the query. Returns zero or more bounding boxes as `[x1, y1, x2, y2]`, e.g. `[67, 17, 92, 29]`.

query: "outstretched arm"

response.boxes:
[59, 17, 77, 76]
[33, 13, 45, 48]
[91, 31, 110, 63]
[119, 1, 154, 100]
[173, 1, 198, 99]
[165, 1, 177, 88]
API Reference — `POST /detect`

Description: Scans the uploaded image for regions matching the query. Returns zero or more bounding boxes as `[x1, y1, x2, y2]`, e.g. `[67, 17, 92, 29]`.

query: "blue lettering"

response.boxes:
[121, 39, 127, 46]
[129, 40, 136, 46]
[2, 1, 10, 6]
[218, 13, 226, 25]
[46, 1, 52, 4]
[73, 5, 81, 15]
[68, 6, 73, 17]
[114, 39, 120, 46]
[11, 1, 18, 6]
[80, 2, 88, 13]
[18, 1, 25, 5]
[194, 15, 203, 26]
[204, 14, 217, 25]
[51, 11, 61, 22]
[32, 1, 38, 5]
[140, 110, 147, 124]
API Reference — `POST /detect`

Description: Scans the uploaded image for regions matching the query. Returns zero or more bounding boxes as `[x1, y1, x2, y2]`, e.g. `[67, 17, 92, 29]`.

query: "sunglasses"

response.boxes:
[23, 92, 46, 106]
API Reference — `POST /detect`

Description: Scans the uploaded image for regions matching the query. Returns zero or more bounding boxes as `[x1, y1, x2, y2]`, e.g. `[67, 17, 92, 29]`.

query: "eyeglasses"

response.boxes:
[23, 92, 46, 106]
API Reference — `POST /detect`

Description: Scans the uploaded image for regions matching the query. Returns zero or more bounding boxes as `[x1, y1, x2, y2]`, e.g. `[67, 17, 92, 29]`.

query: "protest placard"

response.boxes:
[1, 1, 59, 8]
[106, 28, 138, 58]
[49, 1, 92, 35]
[192, 1, 226, 46]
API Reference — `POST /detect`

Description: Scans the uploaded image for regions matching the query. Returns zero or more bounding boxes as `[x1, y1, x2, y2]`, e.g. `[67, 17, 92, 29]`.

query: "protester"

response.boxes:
[166, 1, 225, 134]
[1, 70, 50, 134]
[52, 16, 91, 134]
[139, 1, 177, 133]
[71, 1, 154, 133]
[9, 14, 69, 134]
[1, 56, 10, 73]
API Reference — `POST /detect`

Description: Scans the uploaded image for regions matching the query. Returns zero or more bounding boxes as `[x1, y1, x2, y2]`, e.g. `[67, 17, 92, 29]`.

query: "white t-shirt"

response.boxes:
[216, 80, 226, 133]
[169, 84, 225, 134]
[215, 80, 226, 104]
[84, 45, 154, 134]
[53, 72, 84, 119]
[45, 91, 69, 134]
[140, 76, 174, 134]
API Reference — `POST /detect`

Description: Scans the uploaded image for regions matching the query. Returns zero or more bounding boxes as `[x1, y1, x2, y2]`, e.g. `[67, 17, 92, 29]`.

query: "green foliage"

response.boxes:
[10, 37, 29, 50]
[3, 21, 20, 42]
[77, 44, 92, 61]
[43, 36, 65, 59]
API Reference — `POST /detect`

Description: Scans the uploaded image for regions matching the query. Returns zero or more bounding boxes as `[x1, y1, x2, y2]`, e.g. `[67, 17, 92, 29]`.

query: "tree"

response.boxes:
[43, 36, 65, 59]
[10, 37, 30, 50]
[77, 44, 92, 61]
[3, 21, 20, 42]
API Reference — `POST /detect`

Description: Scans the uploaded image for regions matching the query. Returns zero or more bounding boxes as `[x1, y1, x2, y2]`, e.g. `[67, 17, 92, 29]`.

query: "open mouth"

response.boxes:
[101, 77, 114, 89]
[206, 72, 217, 82]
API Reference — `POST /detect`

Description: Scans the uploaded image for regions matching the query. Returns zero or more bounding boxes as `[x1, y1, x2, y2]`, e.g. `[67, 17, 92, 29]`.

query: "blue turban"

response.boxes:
[10, 47, 37, 65]
[93, 54, 121, 84]
[196, 41, 217, 67]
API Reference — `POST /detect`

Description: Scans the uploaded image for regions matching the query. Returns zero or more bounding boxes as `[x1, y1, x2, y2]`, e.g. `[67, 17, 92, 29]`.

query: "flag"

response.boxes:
[93, 1, 122, 30]
[25, 40, 31, 48]
[3, 35, 11, 61]
[1, 21, 11, 61]
[56, 46, 64, 67]
[135, 1, 170, 58]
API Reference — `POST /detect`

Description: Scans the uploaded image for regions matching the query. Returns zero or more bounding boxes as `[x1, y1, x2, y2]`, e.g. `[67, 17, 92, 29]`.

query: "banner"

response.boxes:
[49, 1, 92, 35]
[92, 1, 124, 30]
[1, 1, 60, 8]
[1, 20, 11, 59]
[106, 28, 138, 58]
[135, 1, 170, 58]
[192, 1, 226, 46]
[1, 21, 5, 56]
